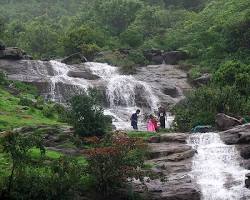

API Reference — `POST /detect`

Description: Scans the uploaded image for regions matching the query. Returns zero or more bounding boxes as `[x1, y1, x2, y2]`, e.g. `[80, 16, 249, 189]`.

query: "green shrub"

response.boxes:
[42, 104, 55, 118]
[68, 88, 112, 137]
[53, 103, 68, 122]
[12, 81, 38, 95]
[173, 85, 245, 131]
[18, 96, 35, 107]
[80, 43, 101, 60]
[84, 132, 147, 195]
[0, 131, 86, 200]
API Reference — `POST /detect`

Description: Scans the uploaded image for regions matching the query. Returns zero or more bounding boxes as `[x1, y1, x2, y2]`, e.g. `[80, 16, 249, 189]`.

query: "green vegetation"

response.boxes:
[127, 131, 156, 140]
[68, 88, 112, 136]
[0, 75, 62, 131]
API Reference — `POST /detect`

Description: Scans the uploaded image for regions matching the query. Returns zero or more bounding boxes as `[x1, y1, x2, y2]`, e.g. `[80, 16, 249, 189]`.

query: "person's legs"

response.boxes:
[160, 117, 165, 128]
[132, 124, 138, 130]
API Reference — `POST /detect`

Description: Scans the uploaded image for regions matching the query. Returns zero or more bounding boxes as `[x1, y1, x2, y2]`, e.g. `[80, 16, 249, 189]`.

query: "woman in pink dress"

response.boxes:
[147, 115, 156, 132]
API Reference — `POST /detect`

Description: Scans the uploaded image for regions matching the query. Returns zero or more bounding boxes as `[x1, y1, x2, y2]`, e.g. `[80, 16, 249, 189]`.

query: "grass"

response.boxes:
[127, 131, 157, 140]
[0, 87, 61, 131]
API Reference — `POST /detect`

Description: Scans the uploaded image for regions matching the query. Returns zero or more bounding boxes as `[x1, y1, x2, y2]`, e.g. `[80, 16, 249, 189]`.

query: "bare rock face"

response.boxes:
[215, 113, 242, 131]
[162, 51, 188, 65]
[0, 47, 32, 60]
[136, 64, 192, 108]
[219, 123, 250, 145]
[134, 133, 201, 200]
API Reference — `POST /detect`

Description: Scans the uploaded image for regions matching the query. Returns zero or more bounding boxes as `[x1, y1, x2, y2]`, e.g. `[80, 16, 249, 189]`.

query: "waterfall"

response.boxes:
[85, 62, 159, 109]
[48, 61, 163, 130]
[187, 132, 250, 200]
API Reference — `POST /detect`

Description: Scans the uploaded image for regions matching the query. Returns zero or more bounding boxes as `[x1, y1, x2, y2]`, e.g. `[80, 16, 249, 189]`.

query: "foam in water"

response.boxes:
[187, 132, 250, 200]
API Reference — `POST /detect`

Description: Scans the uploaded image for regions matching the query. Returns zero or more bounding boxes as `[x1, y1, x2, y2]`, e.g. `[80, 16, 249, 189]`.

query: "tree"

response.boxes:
[96, 0, 142, 35]
[61, 25, 104, 56]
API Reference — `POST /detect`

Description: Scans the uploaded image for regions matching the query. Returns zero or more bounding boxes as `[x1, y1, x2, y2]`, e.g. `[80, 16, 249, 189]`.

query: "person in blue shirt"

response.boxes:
[130, 109, 140, 130]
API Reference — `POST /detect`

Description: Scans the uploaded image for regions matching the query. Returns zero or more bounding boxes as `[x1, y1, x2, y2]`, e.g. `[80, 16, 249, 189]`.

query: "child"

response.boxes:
[147, 114, 156, 132]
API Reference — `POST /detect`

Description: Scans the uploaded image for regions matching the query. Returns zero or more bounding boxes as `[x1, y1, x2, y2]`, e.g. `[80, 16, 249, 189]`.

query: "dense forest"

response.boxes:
[0, 0, 250, 129]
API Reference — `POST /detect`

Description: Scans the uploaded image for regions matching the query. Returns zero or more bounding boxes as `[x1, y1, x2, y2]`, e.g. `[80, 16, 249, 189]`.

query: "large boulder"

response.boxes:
[219, 123, 250, 145]
[0, 47, 26, 60]
[162, 51, 188, 65]
[61, 53, 87, 65]
[240, 146, 250, 159]
[143, 49, 164, 64]
[193, 73, 212, 86]
[215, 113, 242, 131]
[162, 86, 179, 98]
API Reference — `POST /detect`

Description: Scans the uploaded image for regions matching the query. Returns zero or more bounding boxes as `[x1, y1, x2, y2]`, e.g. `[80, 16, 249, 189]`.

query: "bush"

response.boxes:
[173, 85, 246, 131]
[12, 81, 38, 95]
[68, 88, 112, 137]
[80, 43, 101, 60]
[0, 131, 86, 200]
[84, 132, 147, 195]
[18, 96, 35, 107]
[42, 104, 55, 118]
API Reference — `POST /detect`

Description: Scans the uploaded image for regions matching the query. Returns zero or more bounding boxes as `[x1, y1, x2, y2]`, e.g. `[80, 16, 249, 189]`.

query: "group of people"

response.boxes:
[130, 107, 166, 132]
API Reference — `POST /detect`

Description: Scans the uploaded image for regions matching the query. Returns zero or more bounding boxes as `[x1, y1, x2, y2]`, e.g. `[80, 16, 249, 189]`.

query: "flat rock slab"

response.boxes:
[148, 142, 192, 159]
[149, 133, 189, 144]
[220, 123, 250, 145]
[133, 177, 200, 200]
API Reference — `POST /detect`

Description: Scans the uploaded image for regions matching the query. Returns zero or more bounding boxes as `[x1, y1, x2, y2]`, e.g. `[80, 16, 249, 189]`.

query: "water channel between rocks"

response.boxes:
[187, 132, 250, 200]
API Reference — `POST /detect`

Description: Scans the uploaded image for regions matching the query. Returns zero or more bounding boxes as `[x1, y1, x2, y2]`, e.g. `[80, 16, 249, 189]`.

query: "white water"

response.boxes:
[187, 132, 250, 200]
[49, 60, 90, 102]
[48, 61, 173, 130]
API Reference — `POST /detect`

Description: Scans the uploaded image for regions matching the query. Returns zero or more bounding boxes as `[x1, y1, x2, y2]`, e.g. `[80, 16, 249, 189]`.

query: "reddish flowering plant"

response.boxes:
[83, 131, 147, 195]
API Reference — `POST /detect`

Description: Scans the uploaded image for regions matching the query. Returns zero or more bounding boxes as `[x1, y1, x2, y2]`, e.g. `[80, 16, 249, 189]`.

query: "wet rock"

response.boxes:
[135, 64, 192, 108]
[155, 184, 200, 200]
[67, 70, 100, 80]
[245, 173, 250, 188]
[143, 49, 164, 64]
[240, 146, 250, 159]
[162, 51, 188, 65]
[220, 123, 250, 145]
[0, 47, 26, 60]
[160, 133, 188, 143]
[163, 86, 179, 98]
[193, 73, 212, 86]
[241, 159, 250, 169]
[61, 53, 87, 64]
[148, 143, 192, 159]
[215, 113, 242, 131]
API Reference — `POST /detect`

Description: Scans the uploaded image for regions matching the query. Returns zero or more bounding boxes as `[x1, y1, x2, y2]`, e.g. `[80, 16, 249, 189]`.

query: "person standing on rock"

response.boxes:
[130, 109, 140, 130]
[158, 106, 166, 129]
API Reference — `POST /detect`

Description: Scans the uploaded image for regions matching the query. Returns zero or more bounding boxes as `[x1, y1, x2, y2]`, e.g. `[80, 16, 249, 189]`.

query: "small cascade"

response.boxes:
[187, 132, 250, 200]
[85, 62, 161, 130]
[49, 61, 90, 102]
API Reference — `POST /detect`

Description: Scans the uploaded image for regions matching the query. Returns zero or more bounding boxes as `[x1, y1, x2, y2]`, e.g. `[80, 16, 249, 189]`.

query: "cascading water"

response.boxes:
[49, 60, 89, 102]
[85, 62, 161, 130]
[187, 132, 250, 200]
[44, 61, 173, 130]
